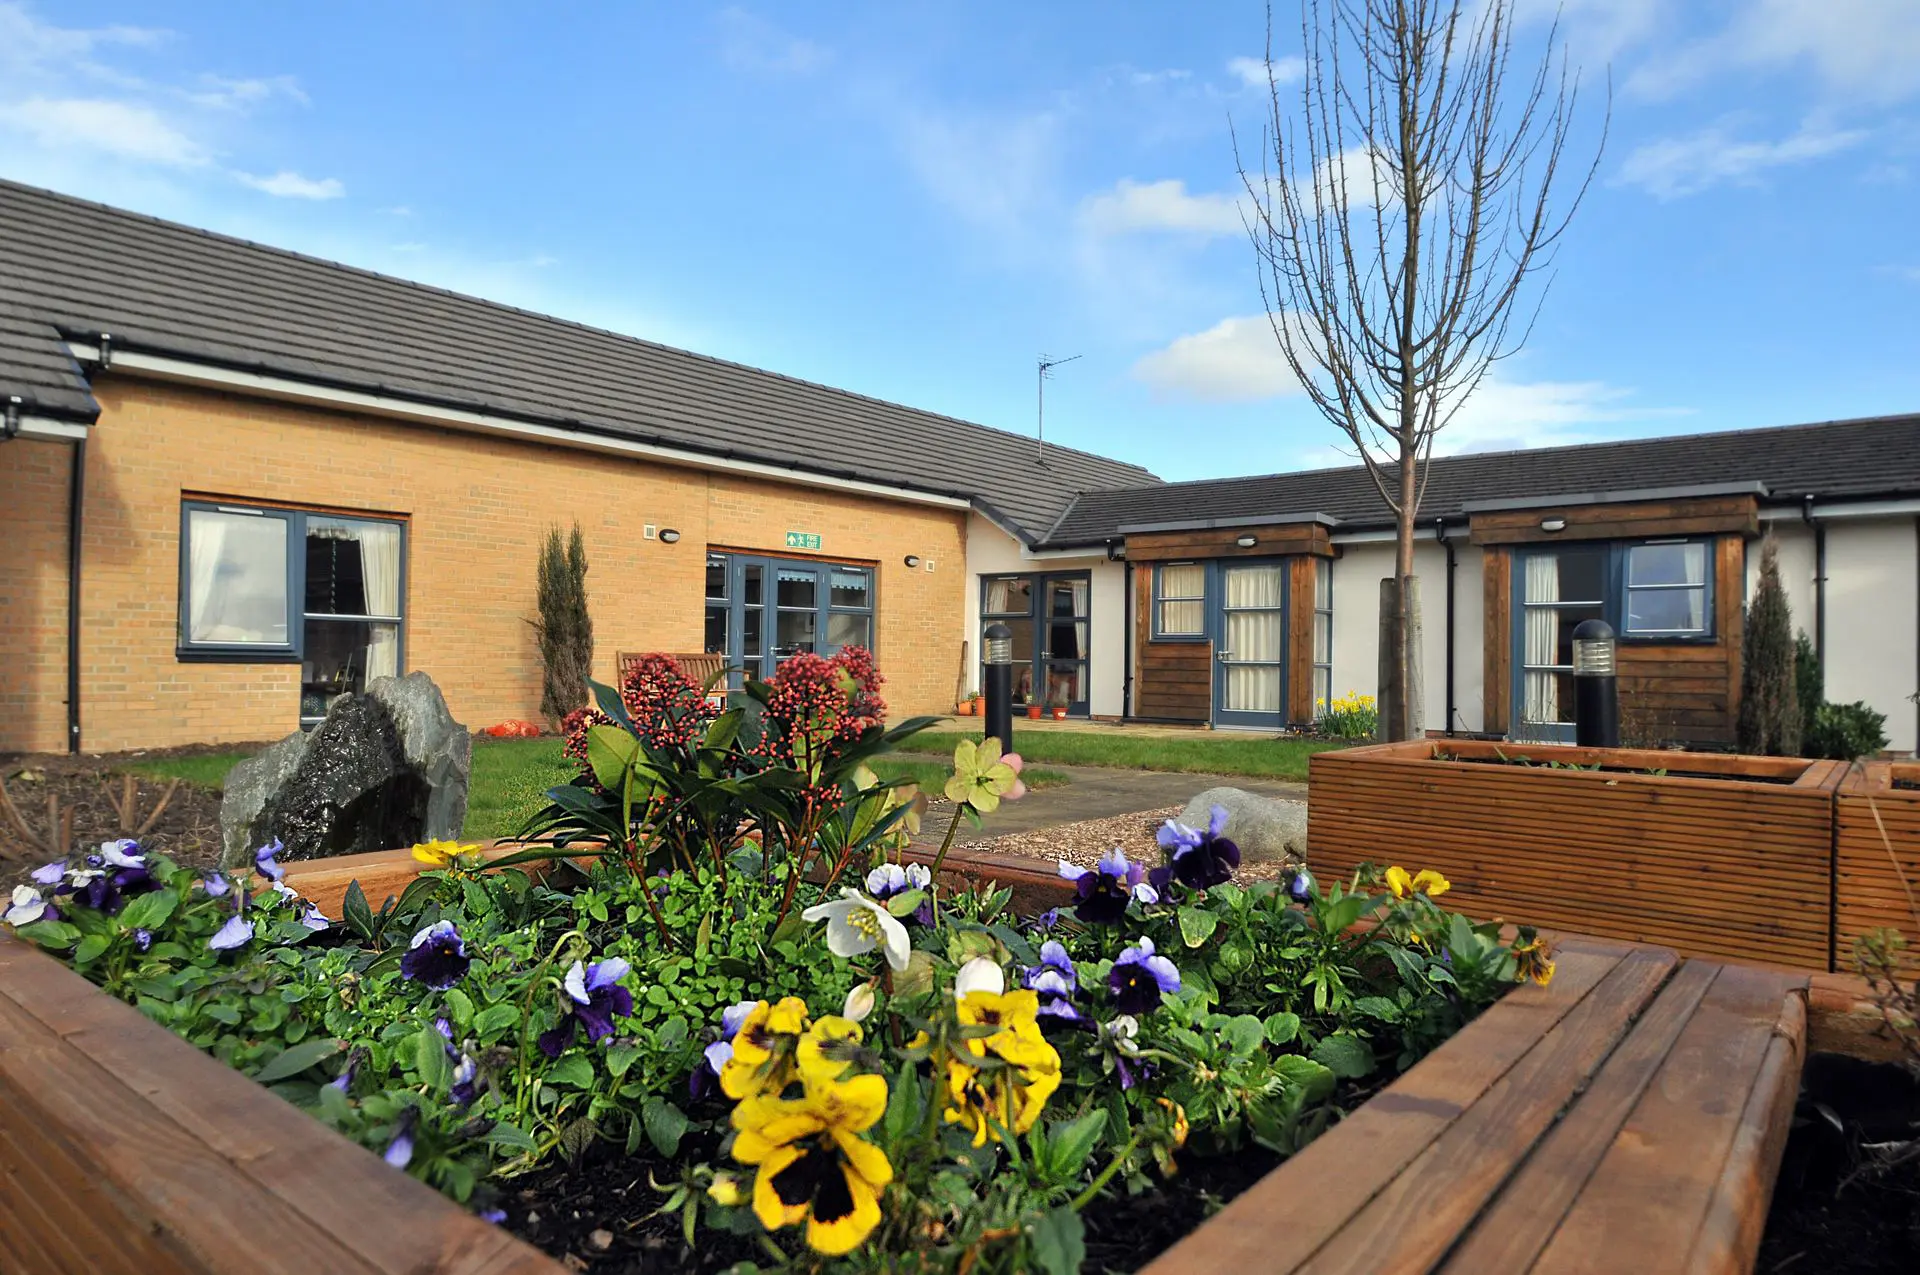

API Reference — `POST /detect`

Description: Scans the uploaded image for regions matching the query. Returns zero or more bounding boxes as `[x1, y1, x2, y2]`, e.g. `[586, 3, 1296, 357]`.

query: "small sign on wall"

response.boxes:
[785, 531, 822, 550]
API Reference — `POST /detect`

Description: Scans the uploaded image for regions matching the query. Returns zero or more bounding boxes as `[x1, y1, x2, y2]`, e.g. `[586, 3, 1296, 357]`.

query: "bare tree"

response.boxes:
[1239, 0, 1603, 739]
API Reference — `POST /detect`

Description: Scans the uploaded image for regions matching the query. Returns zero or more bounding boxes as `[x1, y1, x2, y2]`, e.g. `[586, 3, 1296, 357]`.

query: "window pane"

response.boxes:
[301, 619, 399, 719]
[995, 618, 1036, 662]
[705, 605, 728, 655]
[1159, 563, 1205, 600]
[777, 569, 816, 609]
[1314, 667, 1331, 714]
[985, 577, 1034, 616]
[1629, 543, 1705, 586]
[1523, 547, 1608, 605]
[1315, 557, 1331, 600]
[1628, 588, 1706, 634]
[743, 565, 764, 606]
[1042, 663, 1086, 706]
[1159, 599, 1204, 635]
[743, 606, 764, 657]
[1314, 612, 1332, 664]
[305, 516, 402, 619]
[186, 509, 290, 644]
[776, 608, 817, 658]
[828, 612, 872, 649]
[706, 556, 729, 601]
[830, 569, 871, 610]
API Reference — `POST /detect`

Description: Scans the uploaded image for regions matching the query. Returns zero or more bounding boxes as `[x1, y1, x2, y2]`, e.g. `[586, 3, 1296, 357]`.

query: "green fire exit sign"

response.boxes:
[785, 531, 822, 550]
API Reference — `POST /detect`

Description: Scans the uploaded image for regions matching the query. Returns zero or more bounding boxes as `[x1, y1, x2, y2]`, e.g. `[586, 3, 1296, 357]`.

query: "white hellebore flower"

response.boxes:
[842, 983, 877, 1023]
[6, 886, 50, 927]
[802, 889, 910, 972]
[954, 956, 1005, 1001]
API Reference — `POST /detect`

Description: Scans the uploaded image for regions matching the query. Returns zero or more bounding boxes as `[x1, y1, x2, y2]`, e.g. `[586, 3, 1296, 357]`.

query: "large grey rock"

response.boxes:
[220, 672, 469, 869]
[1178, 787, 1308, 865]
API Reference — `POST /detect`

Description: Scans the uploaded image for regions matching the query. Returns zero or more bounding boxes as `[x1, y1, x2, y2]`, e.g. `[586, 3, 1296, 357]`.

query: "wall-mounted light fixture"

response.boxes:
[1235, 533, 1258, 548]
[659, 528, 682, 544]
[903, 555, 922, 568]
[1539, 518, 1567, 533]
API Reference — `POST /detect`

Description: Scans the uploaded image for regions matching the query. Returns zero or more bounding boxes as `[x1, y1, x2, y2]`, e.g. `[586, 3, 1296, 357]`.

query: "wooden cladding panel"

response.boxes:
[1834, 763, 1920, 967]
[1125, 523, 1332, 562]
[1468, 495, 1760, 546]
[1307, 743, 1845, 968]
[1289, 556, 1316, 723]
[1132, 564, 1211, 721]
[1483, 546, 1511, 735]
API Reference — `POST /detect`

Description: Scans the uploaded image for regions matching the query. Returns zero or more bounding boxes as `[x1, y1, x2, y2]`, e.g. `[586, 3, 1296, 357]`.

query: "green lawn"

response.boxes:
[889, 728, 1343, 780]
[115, 739, 1068, 843]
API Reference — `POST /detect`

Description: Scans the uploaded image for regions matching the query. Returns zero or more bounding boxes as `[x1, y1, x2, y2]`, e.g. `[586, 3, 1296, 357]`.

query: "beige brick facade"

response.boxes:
[0, 378, 967, 754]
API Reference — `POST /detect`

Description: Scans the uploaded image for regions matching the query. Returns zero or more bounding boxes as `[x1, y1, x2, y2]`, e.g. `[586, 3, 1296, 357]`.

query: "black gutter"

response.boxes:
[1436, 517, 1455, 736]
[67, 436, 86, 754]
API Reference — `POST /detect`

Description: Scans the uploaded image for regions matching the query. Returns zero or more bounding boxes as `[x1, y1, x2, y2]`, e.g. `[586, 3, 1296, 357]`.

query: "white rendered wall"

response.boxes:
[1329, 538, 1478, 732]
[962, 513, 1125, 717]
[1750, 519, 1818, 645]
[1821, 517, 1919, 754]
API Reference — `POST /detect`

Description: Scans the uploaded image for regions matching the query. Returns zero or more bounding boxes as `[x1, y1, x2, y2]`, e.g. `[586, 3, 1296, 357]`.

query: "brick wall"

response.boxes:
[0, 439, 73, 754]
[5, 378, 966, 754]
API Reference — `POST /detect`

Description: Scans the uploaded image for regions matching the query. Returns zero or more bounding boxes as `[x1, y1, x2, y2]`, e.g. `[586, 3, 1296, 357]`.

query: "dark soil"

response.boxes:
[0, 744, 258, 890]
[1757, 1053, 1920, 1273]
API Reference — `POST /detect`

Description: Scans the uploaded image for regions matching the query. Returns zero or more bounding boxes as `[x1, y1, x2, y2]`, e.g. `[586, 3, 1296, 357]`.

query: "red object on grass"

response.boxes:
[484, 720, 542, 738]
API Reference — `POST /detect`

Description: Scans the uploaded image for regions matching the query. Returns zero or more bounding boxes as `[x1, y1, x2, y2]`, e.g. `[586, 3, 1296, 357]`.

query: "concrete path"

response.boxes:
[890, 755, 1306, 843]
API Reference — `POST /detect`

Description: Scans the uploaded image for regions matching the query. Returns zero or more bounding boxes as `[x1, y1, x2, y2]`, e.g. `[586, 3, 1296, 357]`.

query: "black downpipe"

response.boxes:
[67, 438, 86, 754]
[1121, 554, 1134, 720]
[1436, 517, 1456, 735]
[1802, 494, 1826, 663]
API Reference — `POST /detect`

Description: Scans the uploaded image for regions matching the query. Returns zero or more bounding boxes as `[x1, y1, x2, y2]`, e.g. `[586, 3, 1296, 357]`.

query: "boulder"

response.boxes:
[220, 672, 470, 869]
[1178, 786, 1308, 865]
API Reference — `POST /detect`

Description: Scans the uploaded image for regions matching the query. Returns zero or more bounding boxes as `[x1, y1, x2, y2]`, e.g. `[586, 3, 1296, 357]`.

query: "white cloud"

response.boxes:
[1132, 315, 1303, 402]
[0, 3, 167, 76]
[717, 6, 829, 76]
[1615, 120, 1867, 199]
[236, 169, 343, 199]
[1630, 0, 1920, 106]
[1226, 55, 1305, 90]
[1080, 178, 1241, 236]
[895, 105, 1062, 240]
[0, 95, 206, 165]
[186, 74, 308, 110]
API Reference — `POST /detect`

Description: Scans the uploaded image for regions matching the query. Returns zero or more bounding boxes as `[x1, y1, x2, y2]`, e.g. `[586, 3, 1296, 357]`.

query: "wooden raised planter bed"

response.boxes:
[3, 847, 1827, 1274]
[1309, 740, 1848, 968]
[1834, 759, 1920, 966]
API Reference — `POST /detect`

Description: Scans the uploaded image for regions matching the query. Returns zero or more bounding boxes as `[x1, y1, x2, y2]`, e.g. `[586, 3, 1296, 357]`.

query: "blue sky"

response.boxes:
[2, 2, 1916, 482]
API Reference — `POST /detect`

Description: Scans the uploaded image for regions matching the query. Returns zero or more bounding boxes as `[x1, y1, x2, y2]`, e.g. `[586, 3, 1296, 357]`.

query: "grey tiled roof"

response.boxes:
[1043, 413, 1920, 546]
[0, 180, 1156, 538]
[0, 301, 97, 421]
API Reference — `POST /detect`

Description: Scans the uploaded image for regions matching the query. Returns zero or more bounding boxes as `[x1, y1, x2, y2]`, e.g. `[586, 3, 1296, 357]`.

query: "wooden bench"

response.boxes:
[1143, 936, 1809, 1274]
[614, 650, 727, 690]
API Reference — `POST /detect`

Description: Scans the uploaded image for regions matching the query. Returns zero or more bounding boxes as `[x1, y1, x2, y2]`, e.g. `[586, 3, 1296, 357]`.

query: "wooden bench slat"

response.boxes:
[0, 939, 554, 1275]
[1138, 941, 1635, 1274]
[1528, 964, 1805, 1273]
[1298, 946, 1680, 1275]
[0, 990, 379, 1275]
[1435, 959, 1722, 1273]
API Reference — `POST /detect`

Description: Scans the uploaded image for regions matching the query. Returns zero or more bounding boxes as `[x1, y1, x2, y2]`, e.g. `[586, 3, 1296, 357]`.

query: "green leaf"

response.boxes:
[118, 888, 179, 932]
[412, 1027, 453, 1089]
[1044, 1110, 1106, 1180]
[1352, 996, 1403, 1023]
[606, 1042, 644, 1078]
[694, 911, 713, 958]
[1177, 906, 1219, 948]
[642, 1096, 690, 1158]
[1028, 1206, 1086, 1275]
[14, 919, 79, 950]
[885, 888, 926, 918]
[546, 1055, 596, 1089]
[1264, 1012, 1302, 1045]
[585, 724, 645, 797]
[253, 1037, 345, 1083]
[486, 1122, 539, 1153]
[342, 880, 374, 939]
[1320, 894, 1370, 936]
[893, 949, 937, 998]
[1310, 1033, 1375, 1080]
[73, 933, 111, 967]
[473, 1002, 521, 1039]
[1273, 1054, 1339, 1103]
[655, 1017, 688, 1053]
[1219, 1014, 1265, 1059]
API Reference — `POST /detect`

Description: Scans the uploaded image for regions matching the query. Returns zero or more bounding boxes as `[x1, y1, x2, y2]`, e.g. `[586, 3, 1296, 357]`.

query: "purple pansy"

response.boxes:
[132, 928, 153, 953]
[865, 861, 934, 925]
[30, 861, 64, 886]
[1287, 868, 1314, 904]
[384, 1110, 417, 1169]
[1022, 940, 1082, 1021]
[253, 839, 286, 883]
[1102, 1014, 1151, 1089]
[479, 1209, 507, 1225]
[399, 921, 471, 990]
[1059, 848, 1158, 925]
[1108, 936, 1181, 1016]
[6, 886, 54, 927]
[450, 1053, 479, 1108]
[209, 910, 254, 952]
[298, 901, 330, 932]
[1157, 805, 1241, 891]
[538, 958, 634, 1057]
[691, 999, 757, 1097]
[64, 856, 153, 916]
[201, 871, 232, 898]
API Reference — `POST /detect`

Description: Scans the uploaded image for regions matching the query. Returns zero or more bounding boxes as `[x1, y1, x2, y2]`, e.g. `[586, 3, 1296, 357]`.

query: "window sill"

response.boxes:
[1618, 633, 1718, 646]
[1150, 634, 1209, 644]
[175, 647, 302, 664]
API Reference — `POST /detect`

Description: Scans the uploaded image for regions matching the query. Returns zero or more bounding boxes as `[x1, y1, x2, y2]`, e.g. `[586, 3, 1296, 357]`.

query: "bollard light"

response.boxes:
[982, 622, 1014, 749]
[1571, 619, 1619, 748]
[985, 623, 1013, 666]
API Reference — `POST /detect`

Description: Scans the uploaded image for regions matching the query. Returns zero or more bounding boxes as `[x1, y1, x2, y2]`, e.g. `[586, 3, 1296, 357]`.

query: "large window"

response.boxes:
[1313, 557, 1333, 715]
[1624, 541, 1709, 637]
[1153, 563, 1206, 639]
[707, 553, 875, 684]
[179, 501, 406, 726]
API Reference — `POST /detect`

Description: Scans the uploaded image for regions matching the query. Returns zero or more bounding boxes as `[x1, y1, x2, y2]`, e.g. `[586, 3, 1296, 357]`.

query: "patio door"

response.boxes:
[1211, 561, 1287, 729]
[1512, 545, 1608, 742]
[979, 571, 1091, 715]
[706, 554, 876, 686]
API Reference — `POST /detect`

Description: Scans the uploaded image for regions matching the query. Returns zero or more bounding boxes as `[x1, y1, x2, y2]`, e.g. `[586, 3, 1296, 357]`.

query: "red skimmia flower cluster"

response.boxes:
[559, 705, 613, 768]
[619, 654, 719, 751]
[753, 647, 888, 768]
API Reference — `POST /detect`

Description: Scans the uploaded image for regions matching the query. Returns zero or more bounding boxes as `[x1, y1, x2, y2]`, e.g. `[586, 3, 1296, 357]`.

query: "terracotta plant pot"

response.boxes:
[955, 700, 974, 716]
[1051, 707, 1068, 720]
[1026, 705, 1043, 719]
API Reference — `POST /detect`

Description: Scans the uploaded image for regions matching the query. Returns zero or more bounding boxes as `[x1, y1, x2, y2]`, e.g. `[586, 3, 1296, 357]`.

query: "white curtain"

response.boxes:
[1223, 565, 1283, 713]
[1524, 554, 1559, 725]
[357, 521, 402, 679]
[186, 511, 229, 642]
[1063, 579, 1090, 659]
[1158, 563, 1205, 634]
[985, 578, 1022, 614]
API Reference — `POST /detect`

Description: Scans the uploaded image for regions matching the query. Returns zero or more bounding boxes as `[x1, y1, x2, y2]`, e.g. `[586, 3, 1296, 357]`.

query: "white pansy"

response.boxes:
[903, 863, 931, 890]
[801, 889, 911, 972]
[865, 863, 907, 896]
[98, 839, 145, 869]
[5, 886, 50, 927]
[954, 956, 1005, 1001]
[842, 983, 877, 1023]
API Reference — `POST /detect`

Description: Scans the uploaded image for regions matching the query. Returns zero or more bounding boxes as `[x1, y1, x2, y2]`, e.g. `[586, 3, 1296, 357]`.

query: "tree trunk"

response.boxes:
[1376, 574, 1426, 741]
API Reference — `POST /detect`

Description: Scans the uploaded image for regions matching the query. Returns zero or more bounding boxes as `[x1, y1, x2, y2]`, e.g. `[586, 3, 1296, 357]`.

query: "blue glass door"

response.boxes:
[707, 554, 875, 686]
[1210, 561, 1287, 729]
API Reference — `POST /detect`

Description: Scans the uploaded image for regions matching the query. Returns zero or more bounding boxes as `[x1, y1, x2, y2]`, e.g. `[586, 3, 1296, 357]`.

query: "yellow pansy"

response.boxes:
[942, 987, 1062, 1146]
[1512, 930, 1555, 987]
[1412, 869, 1451, 898]
[796, 1015, 865, 1084]
[719, 996, 810, 1100]
[411, 839, 482, 868]
[1384, 866, 1414, 898]
[731, 1069, 893, 1256]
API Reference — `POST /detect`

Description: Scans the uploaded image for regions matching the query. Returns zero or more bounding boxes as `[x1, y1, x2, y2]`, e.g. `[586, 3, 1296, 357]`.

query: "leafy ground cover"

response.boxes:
[889, 729, 1342, 781]
[3, 651, 1549, 1273]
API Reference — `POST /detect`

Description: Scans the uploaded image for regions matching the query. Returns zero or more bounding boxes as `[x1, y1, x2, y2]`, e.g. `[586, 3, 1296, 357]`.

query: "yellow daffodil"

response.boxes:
[1512, 929, 1555, 987]
[719, 996, 810, 1100]
[942, 987, 1062, 1146]
[411, 839, 482, 868]
[731, 1069, 893, 1256]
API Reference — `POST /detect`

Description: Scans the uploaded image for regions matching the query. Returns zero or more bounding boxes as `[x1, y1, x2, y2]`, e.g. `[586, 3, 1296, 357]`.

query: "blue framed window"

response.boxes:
[178, 500, 407, 725]
[1623, 540, 1711, 637]
[1312, 557, 1333, 714]
[1152, 562, 1207, 640]
[706, 552, 875, 684]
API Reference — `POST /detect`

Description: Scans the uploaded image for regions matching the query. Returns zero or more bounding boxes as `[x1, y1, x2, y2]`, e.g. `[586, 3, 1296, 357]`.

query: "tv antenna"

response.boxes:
[1036, 352, 1081, 466]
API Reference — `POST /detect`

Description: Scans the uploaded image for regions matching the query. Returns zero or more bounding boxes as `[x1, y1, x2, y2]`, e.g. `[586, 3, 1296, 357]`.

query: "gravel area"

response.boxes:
[957, 805, 1297, 883]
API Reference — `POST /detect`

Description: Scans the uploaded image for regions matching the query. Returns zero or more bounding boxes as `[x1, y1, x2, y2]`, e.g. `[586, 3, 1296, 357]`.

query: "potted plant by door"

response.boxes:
[955, 696, 975, 716]
[1024, 693, 1043, 720]
[1050, 686, 1070, 720]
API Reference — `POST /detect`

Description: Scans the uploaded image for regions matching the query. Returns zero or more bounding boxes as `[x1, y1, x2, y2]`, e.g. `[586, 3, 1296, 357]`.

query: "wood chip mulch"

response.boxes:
[1, 755, 227, 891]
